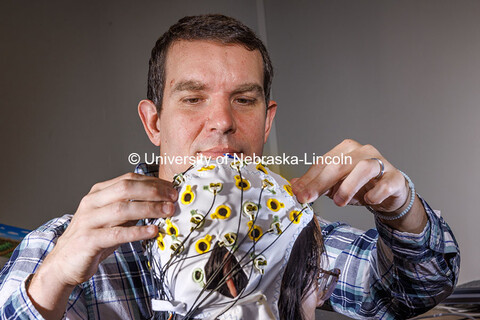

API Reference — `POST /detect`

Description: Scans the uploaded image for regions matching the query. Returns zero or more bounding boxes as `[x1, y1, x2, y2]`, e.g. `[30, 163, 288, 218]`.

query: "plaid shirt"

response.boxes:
[0, 164, 459, 319]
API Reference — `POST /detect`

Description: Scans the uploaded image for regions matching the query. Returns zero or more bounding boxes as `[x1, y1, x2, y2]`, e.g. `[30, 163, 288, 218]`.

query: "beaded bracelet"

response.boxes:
[366, 171, 415, 221]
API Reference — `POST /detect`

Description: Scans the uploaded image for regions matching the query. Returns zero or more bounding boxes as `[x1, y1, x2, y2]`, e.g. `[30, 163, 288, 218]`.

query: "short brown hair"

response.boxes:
[147, 14, 274, 113]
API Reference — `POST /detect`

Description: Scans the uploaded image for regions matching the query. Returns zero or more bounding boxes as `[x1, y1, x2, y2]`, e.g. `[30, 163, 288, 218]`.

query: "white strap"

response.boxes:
[213, 292, 275, 320]
[151, 299, 187, 313]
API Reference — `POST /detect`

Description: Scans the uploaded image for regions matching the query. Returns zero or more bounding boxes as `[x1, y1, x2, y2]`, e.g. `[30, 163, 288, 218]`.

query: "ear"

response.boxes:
[138, 99, 162, 146]
[264, 100, 277, 144]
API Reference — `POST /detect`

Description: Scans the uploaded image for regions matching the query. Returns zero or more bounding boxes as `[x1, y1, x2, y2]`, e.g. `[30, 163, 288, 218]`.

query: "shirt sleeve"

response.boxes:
[320, 195, 460, 319]
[0, 274, 45, 320]
[0, 215, 83, 320]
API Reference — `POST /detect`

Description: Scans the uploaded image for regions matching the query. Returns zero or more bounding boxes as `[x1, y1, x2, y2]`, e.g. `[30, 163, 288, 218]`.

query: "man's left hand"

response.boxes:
[290, 139, 427, 232]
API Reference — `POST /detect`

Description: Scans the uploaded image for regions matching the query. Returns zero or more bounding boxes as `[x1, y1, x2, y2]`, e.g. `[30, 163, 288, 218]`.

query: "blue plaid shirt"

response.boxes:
[0, 164, 459, 319]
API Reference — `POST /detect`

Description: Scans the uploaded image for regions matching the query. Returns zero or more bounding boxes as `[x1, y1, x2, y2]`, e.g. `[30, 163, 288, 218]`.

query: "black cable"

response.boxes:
[149, 162, 308, 319]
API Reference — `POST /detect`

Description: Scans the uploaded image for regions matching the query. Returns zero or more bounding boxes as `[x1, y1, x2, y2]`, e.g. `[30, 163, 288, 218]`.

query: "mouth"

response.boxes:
[197, 148, 242, 158]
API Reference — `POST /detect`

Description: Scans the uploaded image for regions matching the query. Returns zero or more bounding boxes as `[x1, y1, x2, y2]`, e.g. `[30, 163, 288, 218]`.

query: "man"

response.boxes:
[0, 14, 459, 319]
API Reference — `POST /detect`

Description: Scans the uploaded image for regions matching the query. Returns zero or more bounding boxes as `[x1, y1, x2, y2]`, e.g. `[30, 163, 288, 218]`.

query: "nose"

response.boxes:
[207, 100, 237, 135]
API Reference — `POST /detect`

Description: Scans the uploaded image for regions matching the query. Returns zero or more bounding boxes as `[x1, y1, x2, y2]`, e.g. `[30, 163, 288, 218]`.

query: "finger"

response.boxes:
[293, 143, 384, 203]
[332, 158, 384, 207]
[291, 139, 361, 198]
[293, 161, 351, 203]
[90, 172, 156, 193]
[294, 165, 350, 203]
[94, 225, 158, 249]
[293, 150, 361, 203]
[325, 181, 341, 198]
[85, 201, 176, 228]
[364, 171, 407, 207]
[84, 178, 178, 208]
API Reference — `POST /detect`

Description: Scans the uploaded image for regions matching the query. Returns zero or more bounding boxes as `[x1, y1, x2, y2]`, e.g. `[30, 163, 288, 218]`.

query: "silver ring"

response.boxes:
[370, 158, 385, 180]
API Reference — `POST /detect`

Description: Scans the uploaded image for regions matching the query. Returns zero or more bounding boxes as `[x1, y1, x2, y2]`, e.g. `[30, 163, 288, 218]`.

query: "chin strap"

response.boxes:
[151, 299, 187, 313]
[213, 292, 275, 320]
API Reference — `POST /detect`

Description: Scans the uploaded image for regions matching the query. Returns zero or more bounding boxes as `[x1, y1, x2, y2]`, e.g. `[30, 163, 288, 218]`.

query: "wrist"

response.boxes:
[27, 259, 74, 319]
[381, 194, 428, 234]
[366, 171, 415, 221]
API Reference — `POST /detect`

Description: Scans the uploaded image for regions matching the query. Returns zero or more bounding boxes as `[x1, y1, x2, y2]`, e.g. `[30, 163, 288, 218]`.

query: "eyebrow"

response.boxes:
[231, 84, 264, 97]
[171, 80, 206, 93]
[171, 81, 264, 97]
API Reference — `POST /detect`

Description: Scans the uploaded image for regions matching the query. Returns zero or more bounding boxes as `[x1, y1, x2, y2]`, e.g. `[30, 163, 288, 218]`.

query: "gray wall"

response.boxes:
[265, 0, 480, 286]
[0, 0, 259, 224]
[0, 0, 477, 290]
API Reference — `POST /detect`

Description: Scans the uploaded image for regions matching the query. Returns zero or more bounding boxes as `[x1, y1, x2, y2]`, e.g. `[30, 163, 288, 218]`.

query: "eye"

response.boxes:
[234, 97, 256, 105]
[182, 97, 203, 105]
[180, 94, 206, 106]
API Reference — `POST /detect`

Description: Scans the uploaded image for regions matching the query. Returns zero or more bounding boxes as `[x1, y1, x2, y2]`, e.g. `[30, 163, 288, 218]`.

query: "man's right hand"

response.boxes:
[27, 173, 177, 319]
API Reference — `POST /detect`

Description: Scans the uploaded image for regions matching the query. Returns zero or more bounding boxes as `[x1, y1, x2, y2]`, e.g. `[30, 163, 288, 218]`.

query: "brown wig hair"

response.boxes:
[279, 217, 325, 320]
[147, 14, 274, 114]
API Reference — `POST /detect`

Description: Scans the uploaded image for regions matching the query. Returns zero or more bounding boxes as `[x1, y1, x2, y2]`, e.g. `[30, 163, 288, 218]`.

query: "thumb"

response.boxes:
[290, 177, 300, 186]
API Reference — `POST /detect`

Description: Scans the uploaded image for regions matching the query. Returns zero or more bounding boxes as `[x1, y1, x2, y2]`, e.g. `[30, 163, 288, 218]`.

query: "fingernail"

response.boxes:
[162, 202, 174, 215]
[169, 189, 178, 201]
[333, 194, 344, 206]
[364, 195, 372, 205]
[148, 225, 157, 234]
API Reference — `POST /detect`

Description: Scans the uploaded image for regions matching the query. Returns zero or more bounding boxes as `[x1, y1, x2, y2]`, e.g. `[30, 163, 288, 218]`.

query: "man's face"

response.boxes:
[156, 40, 276, 180]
